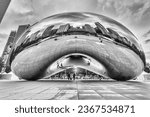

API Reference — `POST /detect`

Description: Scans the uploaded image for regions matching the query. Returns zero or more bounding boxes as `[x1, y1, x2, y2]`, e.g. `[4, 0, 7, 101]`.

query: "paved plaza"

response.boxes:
[0, 79, 150, 100]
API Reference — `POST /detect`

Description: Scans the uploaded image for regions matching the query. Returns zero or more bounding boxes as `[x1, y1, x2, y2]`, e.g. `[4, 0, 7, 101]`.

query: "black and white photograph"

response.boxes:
[0, 0, 150, 101]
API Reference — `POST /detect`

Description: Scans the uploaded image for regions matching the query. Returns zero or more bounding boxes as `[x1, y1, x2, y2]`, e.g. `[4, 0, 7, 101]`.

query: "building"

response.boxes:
[1, 31, 16, 73]
[0, 0, 11, 23]
[1, 25, 29, 73]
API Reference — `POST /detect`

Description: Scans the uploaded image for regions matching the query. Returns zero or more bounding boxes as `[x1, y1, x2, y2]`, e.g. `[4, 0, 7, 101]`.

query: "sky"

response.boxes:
[0, 0, 150, 62]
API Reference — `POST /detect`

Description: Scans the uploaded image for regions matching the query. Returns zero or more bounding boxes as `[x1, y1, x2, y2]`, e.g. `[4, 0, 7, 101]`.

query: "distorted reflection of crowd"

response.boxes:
[49, 71, 107, 81]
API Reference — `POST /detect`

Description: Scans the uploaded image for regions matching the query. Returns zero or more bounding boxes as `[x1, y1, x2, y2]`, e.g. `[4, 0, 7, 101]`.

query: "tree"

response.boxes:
[0, 57, 4, 73]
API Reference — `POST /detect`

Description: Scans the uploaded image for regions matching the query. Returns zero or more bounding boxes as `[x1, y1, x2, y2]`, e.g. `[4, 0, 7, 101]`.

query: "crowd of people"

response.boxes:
[48, 71, 108, 81]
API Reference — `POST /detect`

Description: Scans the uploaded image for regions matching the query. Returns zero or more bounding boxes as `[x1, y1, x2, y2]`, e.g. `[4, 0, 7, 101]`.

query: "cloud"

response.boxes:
[0, 32, 9, 55]
[95, 0, 150, 54]
[30, 0, 98, 20]
[1, 0, 150, 33]
[0, 0, 34, 34]
[128, 2, 144, 13]
[0, 33, 8, 47]
[0, 0, 99, 33]
[96, 0, 150, 32]
[0, 33, 8, 39]
[145, 39, 150, 44]
[143, 30, 150, 37]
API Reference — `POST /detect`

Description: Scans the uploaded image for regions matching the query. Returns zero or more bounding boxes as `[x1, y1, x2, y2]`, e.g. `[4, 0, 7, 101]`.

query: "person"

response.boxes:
[57, 61, 59, 68]
[73, 73, 76, 80]
[60, 63, 63, 68]
[67, 73, 71, 80]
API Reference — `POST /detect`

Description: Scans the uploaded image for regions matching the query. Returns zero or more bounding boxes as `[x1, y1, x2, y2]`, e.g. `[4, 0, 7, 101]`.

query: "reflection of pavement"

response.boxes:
[0, 80, 150, 100]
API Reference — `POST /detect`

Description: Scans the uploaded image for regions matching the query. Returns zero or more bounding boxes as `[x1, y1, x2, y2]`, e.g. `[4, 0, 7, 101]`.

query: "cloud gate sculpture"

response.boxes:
[8, 12, 146, 81]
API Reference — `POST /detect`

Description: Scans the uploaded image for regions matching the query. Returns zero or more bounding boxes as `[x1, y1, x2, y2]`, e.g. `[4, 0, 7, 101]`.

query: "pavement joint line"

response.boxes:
[49, 90, 62, 100]
[94, 90, 105, 99]
[111, 90, 136, 100]
[76, 80, 79, 100]
[38, 87, 57, 94]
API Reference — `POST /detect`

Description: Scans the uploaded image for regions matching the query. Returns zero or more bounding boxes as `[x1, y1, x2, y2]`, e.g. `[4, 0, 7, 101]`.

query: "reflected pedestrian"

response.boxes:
[73, 73, 76, 80]
[67, 73, 71, 80]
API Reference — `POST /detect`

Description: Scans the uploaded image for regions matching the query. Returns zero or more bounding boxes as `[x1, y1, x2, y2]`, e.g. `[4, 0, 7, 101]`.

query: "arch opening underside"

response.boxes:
[42, 53, 110, 80]
[11, 36, 144, 81]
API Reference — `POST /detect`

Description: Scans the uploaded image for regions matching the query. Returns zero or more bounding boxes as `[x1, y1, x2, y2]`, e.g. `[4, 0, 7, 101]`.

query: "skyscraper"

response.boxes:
[1, 24, 29, 73]
[0, 0, 11, 23]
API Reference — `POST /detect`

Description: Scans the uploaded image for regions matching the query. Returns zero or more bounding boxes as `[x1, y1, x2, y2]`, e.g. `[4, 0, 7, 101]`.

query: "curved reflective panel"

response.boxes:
[9, 12, 146, 81]
[42, 53, 109, 79]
